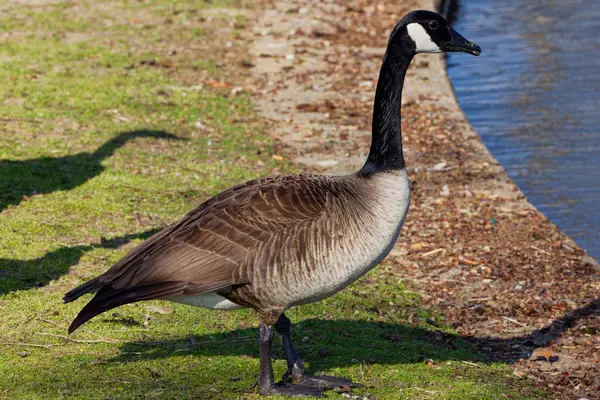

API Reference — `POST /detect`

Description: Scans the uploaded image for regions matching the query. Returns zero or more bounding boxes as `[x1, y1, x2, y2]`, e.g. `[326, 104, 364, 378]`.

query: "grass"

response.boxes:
[0, 1, 545, 399]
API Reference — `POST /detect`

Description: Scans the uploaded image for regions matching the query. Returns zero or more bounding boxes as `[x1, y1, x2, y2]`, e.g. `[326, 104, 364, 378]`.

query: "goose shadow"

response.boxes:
[110, 296, 599, 370]
[0, 228, 161, 295]
[0, 130, 181, 213]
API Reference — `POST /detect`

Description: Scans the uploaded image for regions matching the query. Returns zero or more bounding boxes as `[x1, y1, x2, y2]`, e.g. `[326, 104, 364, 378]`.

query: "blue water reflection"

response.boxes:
[447, 0, 600, 258]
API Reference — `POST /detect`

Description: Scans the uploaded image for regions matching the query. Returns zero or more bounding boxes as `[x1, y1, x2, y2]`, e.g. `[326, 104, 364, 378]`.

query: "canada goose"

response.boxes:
[0, 130, 177, 212]
[64, 10, 480, 397]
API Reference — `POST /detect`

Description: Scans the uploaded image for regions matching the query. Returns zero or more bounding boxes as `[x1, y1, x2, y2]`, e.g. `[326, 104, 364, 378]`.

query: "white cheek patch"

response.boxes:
[407, 23, 441, 53]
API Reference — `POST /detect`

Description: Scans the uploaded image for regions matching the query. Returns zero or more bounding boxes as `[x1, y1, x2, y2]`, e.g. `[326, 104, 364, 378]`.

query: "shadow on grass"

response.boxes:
[112, 318, 478, 370]
[111, 297, 600, 370]
[0, 228, 161, 294]
[0, 130, 181, 212]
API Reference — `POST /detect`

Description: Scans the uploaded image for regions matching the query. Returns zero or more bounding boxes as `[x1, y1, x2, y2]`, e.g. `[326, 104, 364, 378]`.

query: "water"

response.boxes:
[446, 0, 600, 259]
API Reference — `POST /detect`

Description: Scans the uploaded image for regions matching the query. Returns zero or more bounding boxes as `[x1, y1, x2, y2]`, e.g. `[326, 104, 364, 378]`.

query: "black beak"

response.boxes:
[445, 27, 481, 56]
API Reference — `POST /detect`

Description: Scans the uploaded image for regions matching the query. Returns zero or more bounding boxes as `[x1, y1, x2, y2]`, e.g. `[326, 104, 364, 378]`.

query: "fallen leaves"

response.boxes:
[295, 99, 336, 112]
[410, 242, 427, 251]
[528, 347, 559, 363]
[206, 80, 229, 88]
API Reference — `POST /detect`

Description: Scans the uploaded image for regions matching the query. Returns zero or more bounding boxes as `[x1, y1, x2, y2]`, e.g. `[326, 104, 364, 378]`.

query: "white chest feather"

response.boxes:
[351, 171, 411, 272]
[290, 170, 411, 306]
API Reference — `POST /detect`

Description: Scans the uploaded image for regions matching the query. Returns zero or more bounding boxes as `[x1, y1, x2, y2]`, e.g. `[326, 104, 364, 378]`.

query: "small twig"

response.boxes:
[0, 342, 53, 349]
[196, 383, 218, 394]
[38, 317, 68, 330]
[0, 117, 42, 123]
[414, 388, 439, 394]
[501, 316, 528, 327]
[422, 248, 445, 258]
[39, 318, 122, 343]
[381, 310, 399, 324]
[130, 336, 255, 347]
[467, 297, 489, 303]
[426, 166, 457, 172]
[561, 243, 574, 252]
[34, 332, 120, 344]
[530, 245, 551, 256]
[461, 360, 481, 368]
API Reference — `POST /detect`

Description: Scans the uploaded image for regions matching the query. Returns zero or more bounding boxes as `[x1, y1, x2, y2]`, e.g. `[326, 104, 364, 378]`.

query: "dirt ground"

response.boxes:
[241, 0, 600, 398]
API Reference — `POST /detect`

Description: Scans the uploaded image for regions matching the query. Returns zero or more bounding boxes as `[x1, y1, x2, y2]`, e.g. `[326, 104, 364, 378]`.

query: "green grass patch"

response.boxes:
[0, 1, 545, 399]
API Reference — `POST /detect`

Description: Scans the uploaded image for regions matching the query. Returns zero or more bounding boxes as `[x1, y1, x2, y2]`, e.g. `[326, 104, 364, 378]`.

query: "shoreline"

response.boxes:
[247, 0, 600, 398]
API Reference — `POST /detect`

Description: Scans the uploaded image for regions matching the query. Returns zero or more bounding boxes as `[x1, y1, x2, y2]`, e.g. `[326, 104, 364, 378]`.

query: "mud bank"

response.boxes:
[245, 0, 600, 398]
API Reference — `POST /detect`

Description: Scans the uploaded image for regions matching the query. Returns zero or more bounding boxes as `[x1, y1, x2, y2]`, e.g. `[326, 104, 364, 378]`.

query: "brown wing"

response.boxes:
[100, 174, 338, 287]
[64, 174, 343, 332]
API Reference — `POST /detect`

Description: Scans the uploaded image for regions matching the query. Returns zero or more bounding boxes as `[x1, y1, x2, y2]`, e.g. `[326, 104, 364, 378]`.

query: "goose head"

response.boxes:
[397, 10, 481, 56]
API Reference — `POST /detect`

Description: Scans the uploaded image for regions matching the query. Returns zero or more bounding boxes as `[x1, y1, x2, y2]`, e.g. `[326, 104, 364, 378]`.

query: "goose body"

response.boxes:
[66, 171, 409, 324]
[169, 170, 410, 311]
[65, 10, 480, 397]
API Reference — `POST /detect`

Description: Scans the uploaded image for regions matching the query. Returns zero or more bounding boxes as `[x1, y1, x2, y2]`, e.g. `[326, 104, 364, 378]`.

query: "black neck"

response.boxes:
[359, 32, 414, 176]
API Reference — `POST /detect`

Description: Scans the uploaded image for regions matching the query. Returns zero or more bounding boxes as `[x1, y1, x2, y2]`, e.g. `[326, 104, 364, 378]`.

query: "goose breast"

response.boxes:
[247, 169, 411, 309]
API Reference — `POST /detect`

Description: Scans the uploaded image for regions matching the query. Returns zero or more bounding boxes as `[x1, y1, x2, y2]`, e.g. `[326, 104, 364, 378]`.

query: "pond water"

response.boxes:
[447, 0, 600, 259]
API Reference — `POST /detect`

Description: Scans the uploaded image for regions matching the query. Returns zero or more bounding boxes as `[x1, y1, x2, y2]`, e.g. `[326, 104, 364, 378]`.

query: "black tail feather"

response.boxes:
[63, 278, 103, 303]
[67, 281, 190, 334]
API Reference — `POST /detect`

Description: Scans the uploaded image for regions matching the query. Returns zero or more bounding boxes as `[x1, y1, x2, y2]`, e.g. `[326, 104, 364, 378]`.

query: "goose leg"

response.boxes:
[257, 322, 323, 398]
[274, 314, 363, 390]
[274, 314, 305, 379]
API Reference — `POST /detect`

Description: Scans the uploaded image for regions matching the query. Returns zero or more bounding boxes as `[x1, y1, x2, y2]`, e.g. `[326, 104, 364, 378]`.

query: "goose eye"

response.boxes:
[428, 21, 439, 30]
